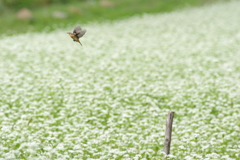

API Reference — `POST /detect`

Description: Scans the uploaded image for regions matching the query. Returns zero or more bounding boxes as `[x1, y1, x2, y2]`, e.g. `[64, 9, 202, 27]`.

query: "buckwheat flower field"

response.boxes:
[1, 1, 240, 159]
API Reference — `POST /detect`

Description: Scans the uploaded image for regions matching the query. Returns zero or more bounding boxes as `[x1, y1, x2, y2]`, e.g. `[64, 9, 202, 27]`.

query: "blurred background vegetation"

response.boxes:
[0, 0, 227, 36]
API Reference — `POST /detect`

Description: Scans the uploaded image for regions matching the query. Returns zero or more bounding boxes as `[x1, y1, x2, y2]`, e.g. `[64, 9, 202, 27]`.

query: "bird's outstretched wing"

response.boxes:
[73, 26, 86, 38]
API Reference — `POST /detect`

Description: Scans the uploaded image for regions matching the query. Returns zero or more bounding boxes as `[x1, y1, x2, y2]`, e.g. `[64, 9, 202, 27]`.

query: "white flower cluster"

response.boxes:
[0, 0, 240, 159]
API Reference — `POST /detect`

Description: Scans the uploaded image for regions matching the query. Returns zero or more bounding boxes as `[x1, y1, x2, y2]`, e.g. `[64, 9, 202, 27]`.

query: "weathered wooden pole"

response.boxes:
[163, 111, 174, 156]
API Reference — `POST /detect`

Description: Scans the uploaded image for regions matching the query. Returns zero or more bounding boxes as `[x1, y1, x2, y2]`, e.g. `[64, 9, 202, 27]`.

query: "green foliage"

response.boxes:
[1, 0, 83, 9]
[0, 0, 227, 36]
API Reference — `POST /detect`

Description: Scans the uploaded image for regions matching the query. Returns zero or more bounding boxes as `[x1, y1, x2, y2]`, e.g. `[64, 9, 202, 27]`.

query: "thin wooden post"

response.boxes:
[163, 111, 174, 156]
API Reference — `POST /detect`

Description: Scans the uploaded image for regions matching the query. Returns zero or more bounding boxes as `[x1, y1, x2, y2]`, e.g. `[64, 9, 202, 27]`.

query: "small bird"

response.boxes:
[67, 26, 86, 46]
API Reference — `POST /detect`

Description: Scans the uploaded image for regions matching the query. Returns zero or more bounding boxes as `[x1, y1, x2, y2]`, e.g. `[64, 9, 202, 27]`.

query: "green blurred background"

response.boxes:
[0, 0, 227, 36]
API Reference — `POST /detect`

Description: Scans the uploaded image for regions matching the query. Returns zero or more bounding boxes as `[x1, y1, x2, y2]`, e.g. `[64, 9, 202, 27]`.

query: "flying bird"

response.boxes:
[67, 26, 86, 46]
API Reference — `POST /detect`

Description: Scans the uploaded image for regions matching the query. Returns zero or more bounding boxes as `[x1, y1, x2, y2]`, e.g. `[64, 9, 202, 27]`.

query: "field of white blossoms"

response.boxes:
[0, 0, 240, 159]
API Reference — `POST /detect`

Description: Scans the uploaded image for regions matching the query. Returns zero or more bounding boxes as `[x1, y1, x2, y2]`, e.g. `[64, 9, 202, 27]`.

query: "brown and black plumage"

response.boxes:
[67, 26, 86, 46]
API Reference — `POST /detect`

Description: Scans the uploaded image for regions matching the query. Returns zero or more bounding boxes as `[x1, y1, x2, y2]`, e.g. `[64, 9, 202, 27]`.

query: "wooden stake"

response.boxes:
[27, 118, 33, 126]
[163, 111, 174, 156]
